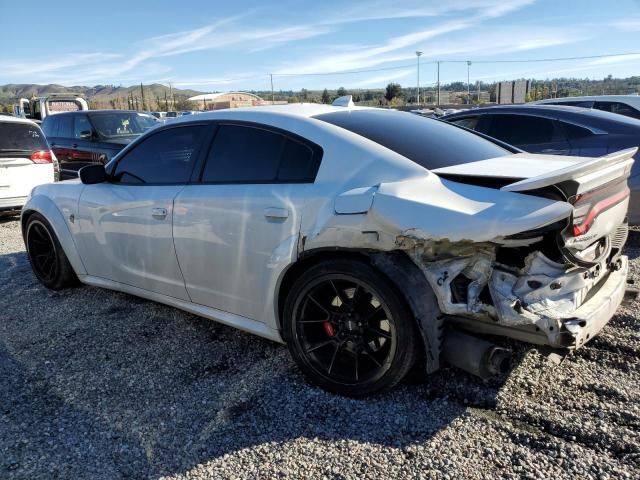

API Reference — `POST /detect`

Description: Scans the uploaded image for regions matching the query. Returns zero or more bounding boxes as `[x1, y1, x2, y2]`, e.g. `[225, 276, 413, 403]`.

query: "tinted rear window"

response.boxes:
[0, 122, 48, 151]
[314, 110, 508, 170]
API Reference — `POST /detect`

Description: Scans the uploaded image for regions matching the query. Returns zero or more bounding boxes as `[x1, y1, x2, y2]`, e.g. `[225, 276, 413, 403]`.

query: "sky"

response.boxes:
[1, 0, 640, 92]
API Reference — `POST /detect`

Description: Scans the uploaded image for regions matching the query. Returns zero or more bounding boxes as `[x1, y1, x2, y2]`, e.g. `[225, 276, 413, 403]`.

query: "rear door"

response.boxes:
[76, 124, 208, 299]
[0, 121, 54, 202]
[173, 122, 322, 321]
[485, 113, 570, 154]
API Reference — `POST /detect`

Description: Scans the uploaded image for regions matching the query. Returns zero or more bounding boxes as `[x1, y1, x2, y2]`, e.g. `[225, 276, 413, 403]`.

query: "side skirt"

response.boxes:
[79, 275, 285, 344]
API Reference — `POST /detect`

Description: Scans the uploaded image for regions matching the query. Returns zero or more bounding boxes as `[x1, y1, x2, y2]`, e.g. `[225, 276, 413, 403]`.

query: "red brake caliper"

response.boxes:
[323, 321, 336, 337]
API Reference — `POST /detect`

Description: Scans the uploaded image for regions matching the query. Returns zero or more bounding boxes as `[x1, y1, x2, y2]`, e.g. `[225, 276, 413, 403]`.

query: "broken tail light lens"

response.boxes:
[572, 184, 630, 237]
[30, 150, 53, 164]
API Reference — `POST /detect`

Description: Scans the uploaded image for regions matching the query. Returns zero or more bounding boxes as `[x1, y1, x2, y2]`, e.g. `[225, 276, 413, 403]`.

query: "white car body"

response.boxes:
[0, 116, 55, 211]
[21, 104, 634, 375]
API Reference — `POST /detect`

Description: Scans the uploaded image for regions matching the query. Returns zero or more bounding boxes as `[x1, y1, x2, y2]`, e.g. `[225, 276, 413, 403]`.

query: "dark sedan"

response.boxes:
[442, 105, 640, 223]
[41, 110, 159, 179]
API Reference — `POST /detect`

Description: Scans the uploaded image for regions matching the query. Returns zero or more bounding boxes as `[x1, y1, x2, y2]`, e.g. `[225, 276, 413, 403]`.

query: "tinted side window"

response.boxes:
[450, 116, 480, 130]
[112, 126, 205, 184]
[594, 101, 640, 119]
[74, 115, 92, 139]
[58, 115, 73, 138]
[278, 138, 316, 182]
[486, 114, 560, 145]
[203, 125, 283, 182]
[202, 124, 321, 183]
[42, 116, 58, 137]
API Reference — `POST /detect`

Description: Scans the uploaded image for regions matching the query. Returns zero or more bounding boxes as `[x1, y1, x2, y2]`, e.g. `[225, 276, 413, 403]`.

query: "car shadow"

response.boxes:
[0, 251, 524, 479]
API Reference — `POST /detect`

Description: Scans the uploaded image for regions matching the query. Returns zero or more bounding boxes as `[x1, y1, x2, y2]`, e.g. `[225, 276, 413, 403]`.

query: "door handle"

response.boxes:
[263, 207, 289, 219]
[151, 207, 168, 219]
[541, 148, 568, 154]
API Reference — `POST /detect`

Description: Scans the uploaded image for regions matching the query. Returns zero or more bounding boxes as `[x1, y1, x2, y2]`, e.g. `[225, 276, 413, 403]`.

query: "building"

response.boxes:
[188, 92, 264, 110]
[496, 80, 531, 104]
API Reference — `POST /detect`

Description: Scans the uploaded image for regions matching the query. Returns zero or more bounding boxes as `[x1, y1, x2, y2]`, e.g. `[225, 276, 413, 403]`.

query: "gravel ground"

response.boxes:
[1, 215, 639, 480]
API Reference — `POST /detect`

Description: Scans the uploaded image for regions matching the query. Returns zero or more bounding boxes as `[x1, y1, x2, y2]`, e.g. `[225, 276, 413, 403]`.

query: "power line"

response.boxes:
[440, 52, 640, 64]
[271, 51, 640, 77]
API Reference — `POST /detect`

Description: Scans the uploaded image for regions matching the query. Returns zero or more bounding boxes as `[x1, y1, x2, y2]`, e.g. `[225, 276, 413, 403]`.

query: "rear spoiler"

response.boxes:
[501, 147, 637, 193]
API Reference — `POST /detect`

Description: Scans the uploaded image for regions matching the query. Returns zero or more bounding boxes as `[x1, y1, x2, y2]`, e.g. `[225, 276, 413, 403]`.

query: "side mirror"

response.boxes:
[80, 130, 94, 140]
[79, 164, 107, 184]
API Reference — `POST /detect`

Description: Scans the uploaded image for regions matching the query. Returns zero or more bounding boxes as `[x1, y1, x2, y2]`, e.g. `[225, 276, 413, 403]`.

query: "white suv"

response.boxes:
[0, 116, 56, 212]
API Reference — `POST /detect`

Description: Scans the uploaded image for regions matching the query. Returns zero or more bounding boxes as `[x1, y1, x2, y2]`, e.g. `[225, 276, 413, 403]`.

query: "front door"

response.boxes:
[75, 124, 208, 300]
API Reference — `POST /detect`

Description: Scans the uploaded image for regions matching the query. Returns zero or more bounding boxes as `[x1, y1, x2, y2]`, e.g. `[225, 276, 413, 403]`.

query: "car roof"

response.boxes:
[0, 115, 42, 126]
[441, 104, 640, 127]
[534, 94, 640, 106]
[45, 110, 140, 117]
[169, 103, 373, 124]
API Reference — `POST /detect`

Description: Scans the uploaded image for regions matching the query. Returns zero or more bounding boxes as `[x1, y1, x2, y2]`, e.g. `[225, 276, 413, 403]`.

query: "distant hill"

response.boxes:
[0, 83, 207, 110]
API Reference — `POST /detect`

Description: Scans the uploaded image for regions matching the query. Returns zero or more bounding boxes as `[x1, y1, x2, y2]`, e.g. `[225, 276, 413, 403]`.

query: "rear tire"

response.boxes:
[283, 259, 419, 397]
[25, 213, 77, 290]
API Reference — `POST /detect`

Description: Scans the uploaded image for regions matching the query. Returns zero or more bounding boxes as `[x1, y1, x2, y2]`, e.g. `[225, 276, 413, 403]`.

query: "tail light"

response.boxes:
[572, 182, 630, 237]
[30, 150, 53, 164]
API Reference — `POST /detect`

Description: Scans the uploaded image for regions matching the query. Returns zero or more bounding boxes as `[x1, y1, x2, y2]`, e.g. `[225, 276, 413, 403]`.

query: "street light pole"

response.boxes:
[436, 61, 440, 106]
[467, 61, 472, 104]
[270, 74, 275, 104]
[415, 51, 423, 106]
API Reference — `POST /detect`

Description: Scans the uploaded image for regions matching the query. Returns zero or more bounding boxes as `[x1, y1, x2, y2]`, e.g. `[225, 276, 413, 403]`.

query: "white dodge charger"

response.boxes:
[21, 102, 635, 396]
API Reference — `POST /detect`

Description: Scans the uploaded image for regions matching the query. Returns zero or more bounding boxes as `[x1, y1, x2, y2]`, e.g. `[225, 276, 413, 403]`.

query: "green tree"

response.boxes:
[385, 83, 402, 102]
[321, 88, 331, 104]
[337, 86, 348, 96]
[174, 98, 195, 111]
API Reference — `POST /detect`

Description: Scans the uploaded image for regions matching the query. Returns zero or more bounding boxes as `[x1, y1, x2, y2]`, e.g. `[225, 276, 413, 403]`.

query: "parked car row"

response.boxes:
[441, 104, 640, 223]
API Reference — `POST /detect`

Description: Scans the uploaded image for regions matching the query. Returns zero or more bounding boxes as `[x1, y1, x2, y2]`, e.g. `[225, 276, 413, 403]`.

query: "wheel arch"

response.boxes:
[21, 195, 87, 276]
[275, 248, 442, 373]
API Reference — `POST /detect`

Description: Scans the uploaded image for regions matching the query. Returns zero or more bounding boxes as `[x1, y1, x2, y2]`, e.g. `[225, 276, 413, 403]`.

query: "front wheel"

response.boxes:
[283, 259, 419, 397]
[25, 213, 77, 290]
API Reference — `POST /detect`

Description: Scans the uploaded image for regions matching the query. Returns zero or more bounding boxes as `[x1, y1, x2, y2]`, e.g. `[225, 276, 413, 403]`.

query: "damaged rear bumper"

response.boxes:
[411, 248, 628, 350]
[559, 255, 628, 348]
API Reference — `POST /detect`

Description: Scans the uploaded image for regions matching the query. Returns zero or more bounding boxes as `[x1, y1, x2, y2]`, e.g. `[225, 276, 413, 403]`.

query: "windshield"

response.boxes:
[89, 112, 157, 138]
[0, 122, 48, 152]
[314, 109, 510, 170]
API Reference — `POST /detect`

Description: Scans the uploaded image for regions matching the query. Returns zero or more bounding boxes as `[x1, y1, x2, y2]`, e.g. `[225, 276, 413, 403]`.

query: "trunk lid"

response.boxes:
[433, 148, 636, 266]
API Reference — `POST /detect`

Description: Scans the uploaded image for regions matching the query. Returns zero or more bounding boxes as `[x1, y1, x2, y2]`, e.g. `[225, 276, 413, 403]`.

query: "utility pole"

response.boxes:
[415, 51, 422, 105]
[436, 61, 441, 106]
[270, 74, 275, 103]
[477, 80, 480, 104]
[467, 61, 471, 104]
[164, 91, 168, 111]
[169, 83, 174, 111]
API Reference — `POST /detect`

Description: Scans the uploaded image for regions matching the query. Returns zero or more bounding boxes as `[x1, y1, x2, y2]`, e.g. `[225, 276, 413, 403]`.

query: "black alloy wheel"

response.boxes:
[284, 260, 419, 397]
[25, 213, 77, 290]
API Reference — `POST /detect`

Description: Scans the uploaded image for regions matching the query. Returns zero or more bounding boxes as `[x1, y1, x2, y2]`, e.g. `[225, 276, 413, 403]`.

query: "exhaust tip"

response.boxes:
[487, 348, 512, 376]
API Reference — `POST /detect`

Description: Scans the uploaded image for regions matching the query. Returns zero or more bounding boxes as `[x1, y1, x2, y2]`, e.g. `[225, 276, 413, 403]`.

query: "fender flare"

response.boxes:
[21, 195, 87, 276]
